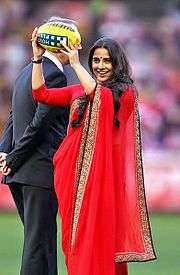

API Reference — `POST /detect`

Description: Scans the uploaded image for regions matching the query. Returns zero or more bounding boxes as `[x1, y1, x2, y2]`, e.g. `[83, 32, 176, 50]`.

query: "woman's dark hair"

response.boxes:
[72, 37, 134, 128]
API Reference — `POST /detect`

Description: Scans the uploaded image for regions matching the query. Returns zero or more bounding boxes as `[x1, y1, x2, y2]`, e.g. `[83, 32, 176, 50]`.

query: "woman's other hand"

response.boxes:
[60, 44, 80, 69]
[31, 27, 45, 60]
[60, 44, 96, 95]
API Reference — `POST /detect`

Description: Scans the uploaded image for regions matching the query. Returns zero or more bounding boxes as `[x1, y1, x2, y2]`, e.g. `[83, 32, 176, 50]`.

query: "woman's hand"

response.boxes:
[60, 44, 81, 68]
[60, 44, 96, 95]
[31, 27, 45, 60]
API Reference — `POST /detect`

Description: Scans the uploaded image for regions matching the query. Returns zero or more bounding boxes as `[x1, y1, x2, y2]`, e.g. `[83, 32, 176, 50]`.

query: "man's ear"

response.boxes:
[55, 52, 69, 64]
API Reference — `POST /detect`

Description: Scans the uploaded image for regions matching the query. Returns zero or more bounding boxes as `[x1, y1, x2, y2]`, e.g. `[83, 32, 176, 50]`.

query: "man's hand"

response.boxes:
[0, 152, 11, 175]
[2, 163, 11, 176]
[0, 152, 7, 161]
[0, 152, 7, 172]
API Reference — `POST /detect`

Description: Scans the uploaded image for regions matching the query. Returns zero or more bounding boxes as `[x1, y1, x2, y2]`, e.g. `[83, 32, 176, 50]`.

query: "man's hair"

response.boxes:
[46, 16, 77, 28]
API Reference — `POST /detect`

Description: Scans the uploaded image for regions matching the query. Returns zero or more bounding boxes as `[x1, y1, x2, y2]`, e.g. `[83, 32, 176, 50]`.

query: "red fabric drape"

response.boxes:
[52, 85, 156, 275]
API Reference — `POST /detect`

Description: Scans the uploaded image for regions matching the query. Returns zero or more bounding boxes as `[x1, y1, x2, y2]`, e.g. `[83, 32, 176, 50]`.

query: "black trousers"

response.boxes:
[9, 183, 58, 275]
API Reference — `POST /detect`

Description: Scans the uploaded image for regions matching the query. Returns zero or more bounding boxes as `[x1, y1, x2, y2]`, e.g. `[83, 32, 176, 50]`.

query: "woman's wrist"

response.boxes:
[31, 56, 43, 64]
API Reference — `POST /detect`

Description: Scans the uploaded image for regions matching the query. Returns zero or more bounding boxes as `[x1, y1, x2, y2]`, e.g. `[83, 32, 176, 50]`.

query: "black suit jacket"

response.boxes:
[0, 57, 69, 189]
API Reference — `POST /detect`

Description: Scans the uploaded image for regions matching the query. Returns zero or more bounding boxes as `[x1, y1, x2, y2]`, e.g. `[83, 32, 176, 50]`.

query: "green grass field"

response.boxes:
[0, 213, 179, 275]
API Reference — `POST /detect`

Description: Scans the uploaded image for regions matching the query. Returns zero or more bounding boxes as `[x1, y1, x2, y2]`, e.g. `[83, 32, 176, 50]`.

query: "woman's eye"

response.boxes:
[93, 58, 111, 64]
[104, 59, 111, 63]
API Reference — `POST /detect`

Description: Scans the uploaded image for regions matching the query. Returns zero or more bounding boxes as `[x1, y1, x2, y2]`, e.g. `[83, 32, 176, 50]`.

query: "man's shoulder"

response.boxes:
[14, 63, 32, 86]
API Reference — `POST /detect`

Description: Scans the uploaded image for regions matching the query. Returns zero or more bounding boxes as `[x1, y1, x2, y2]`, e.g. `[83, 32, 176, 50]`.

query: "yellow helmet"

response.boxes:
[37, 21, 82, 53]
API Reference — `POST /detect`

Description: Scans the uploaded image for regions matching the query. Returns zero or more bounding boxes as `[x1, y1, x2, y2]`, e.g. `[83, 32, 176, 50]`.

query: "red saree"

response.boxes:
[33, 84, 156, 275]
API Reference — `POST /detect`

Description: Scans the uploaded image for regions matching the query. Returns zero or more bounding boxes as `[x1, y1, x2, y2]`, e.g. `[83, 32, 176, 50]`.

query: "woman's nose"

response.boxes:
[98, 61, 105, 69]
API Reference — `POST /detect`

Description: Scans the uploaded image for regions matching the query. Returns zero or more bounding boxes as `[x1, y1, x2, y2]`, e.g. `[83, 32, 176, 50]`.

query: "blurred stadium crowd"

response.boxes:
[0, 0, 180, 150]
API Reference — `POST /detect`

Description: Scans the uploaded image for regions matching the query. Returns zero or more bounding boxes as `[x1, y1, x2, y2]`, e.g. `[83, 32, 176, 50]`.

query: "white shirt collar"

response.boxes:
[43, 51, 63, 72]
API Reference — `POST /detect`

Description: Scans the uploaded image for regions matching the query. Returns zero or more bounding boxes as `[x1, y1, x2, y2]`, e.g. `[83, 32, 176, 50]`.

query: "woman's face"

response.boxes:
[92, 48, 113, 83]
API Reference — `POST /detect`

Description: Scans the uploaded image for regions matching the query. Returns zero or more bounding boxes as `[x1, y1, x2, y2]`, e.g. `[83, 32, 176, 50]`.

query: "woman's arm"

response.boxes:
[72, 62, 96, 95]
[31, 28, 74, 106]
[32, 84, 76, 106]
[31, 27, 46, 90]
[61, 45, 97, 95]
[31, 27, 96, 95]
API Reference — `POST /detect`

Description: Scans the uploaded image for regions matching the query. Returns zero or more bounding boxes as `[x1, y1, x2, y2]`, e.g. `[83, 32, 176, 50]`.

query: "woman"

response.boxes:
[31, 29, 156, 275]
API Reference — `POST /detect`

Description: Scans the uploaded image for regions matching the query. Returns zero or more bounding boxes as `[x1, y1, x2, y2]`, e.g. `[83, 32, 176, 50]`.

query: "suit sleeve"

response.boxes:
[0, 111, 13, 153]
[5, 71, 68, 174]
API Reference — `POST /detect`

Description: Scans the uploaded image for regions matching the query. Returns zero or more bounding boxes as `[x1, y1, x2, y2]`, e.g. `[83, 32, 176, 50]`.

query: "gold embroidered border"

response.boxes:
[70, 103, 90, 247]
[115, 91, 156, 262]
[71, 85, 101, 246]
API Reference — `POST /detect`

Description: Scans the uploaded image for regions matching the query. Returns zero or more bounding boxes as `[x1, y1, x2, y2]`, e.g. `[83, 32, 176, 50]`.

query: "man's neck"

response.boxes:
[43, 51, 64, 72]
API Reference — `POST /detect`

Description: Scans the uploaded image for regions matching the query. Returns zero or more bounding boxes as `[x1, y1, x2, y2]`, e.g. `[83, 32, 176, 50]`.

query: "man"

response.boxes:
[0, 17, 81, 275]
